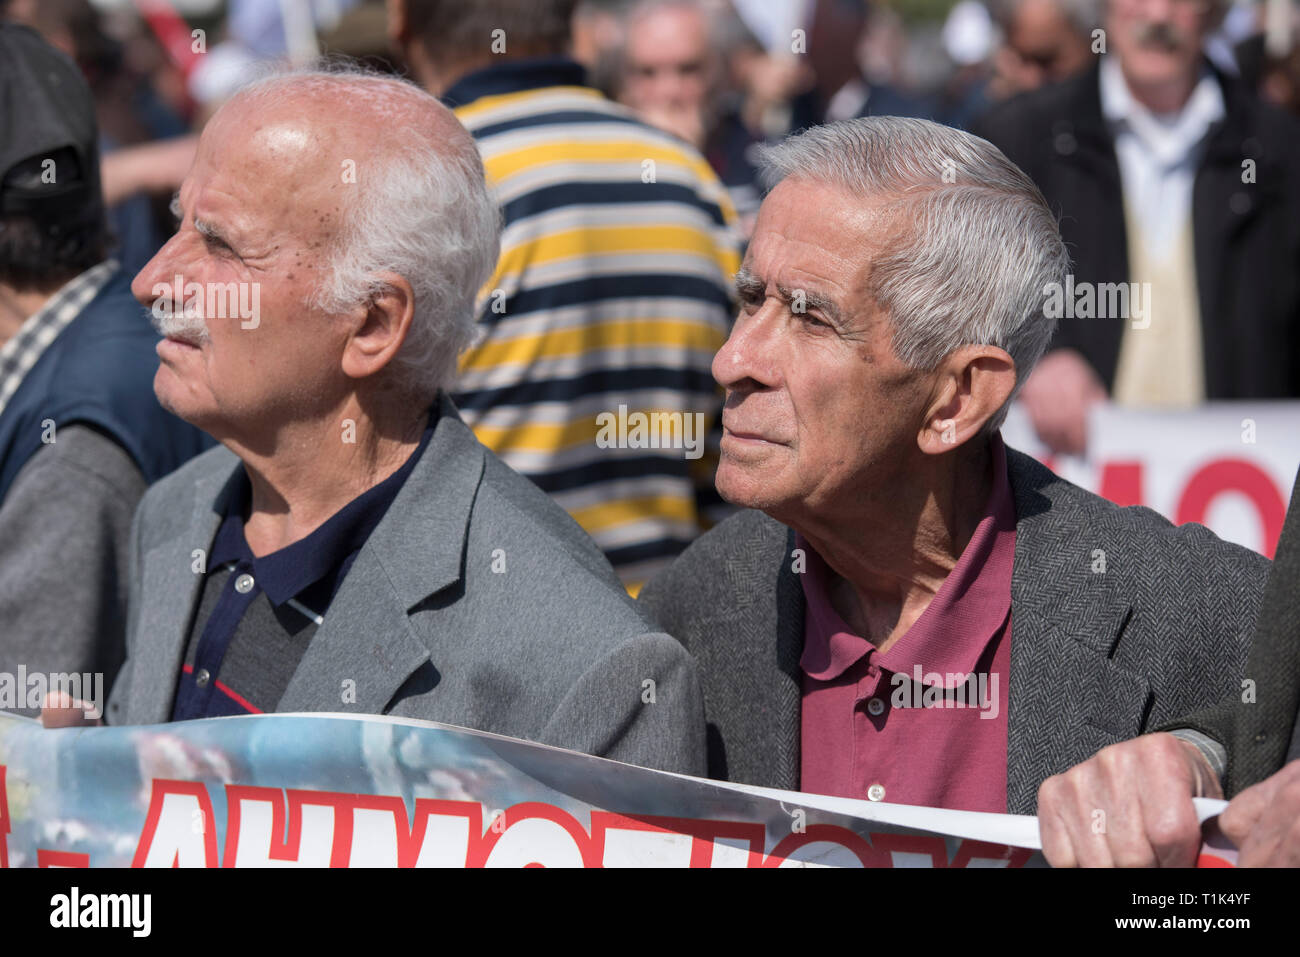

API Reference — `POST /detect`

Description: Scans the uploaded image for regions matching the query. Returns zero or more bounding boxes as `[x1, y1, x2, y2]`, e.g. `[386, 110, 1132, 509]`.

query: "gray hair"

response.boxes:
[993, 0, 1100, 38]
[755, 116, 1069, 433]
[225, 65, 501, 402]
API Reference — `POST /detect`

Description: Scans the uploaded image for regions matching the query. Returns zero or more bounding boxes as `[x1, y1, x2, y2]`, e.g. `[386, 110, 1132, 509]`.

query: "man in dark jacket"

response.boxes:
[1038, 466, 1300, 867]
[0, 24, 209, 714]
[977, 0, 1300, 454]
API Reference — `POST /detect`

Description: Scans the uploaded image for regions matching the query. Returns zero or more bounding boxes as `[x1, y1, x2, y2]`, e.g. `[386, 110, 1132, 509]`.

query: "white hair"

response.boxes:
[755, 116, 1069, 432]
[226, 66, 501, 402]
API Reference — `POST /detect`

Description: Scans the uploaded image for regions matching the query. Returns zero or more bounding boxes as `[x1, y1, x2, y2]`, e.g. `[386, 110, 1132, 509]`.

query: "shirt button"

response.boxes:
[195, 668, 211, 687]
[234, 573, 255, 594]
[866, 697, 885, 716]
[867, 783, 886, 802]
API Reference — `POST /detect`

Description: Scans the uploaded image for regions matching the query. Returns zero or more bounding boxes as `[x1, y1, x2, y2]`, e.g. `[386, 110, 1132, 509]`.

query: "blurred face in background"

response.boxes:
[994, 0, 1093, 96]
[620, 3, 716, 142]
[1107, 0, 1214, 98]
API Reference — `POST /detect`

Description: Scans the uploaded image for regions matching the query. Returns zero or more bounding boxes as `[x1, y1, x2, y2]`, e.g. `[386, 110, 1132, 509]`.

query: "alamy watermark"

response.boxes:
[0, 667, 104, 718]
[50, 887, 150, 936]
[595, 404, 705, 459]
[1043, 276, 1151, 329]
[150, 274, 260, 330]
[890, 666, 1000, 720]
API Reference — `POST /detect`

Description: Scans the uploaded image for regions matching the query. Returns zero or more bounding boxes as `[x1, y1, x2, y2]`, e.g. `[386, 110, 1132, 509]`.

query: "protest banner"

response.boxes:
[0, 712, 1237, 868]
[1002, 401, 1300, 557]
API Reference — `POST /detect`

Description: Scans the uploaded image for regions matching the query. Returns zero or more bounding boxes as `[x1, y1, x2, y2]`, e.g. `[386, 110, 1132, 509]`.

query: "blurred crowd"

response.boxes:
[7, 0, 1300, 582]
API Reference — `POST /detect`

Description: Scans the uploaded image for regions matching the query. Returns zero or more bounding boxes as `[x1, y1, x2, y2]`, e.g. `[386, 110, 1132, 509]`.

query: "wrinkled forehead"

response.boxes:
[189, 96, 353, 247]
[752, 179, 904, 265]
[628, 5, 710, 59]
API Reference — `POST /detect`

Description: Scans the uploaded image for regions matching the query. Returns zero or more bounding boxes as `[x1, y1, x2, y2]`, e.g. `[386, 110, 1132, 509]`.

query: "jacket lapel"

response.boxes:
[127, 458, 237, 725]
[277, 395, 486, 715]
[1004, 449, 1149, 814]
[771, 527, 806, 789]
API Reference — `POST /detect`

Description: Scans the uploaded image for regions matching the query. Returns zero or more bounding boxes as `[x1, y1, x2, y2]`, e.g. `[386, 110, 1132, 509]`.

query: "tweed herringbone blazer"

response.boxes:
[1161, 466, 1300, 796]
[638, 448, 1270, 814]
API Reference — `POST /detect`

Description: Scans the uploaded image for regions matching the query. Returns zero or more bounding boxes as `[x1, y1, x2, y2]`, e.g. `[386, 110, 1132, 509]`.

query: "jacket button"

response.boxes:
[867, 783, 886, 802]
[195, 668, 211, 687]
[1053, 132, 1077, 155]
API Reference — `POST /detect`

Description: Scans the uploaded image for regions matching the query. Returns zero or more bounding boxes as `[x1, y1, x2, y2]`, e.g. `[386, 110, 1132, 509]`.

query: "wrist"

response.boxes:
[1177, 737, 1224, 800]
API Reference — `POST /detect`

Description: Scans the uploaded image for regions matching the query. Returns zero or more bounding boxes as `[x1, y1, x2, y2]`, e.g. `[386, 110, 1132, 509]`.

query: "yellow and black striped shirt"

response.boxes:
[448, 58, 741, 593]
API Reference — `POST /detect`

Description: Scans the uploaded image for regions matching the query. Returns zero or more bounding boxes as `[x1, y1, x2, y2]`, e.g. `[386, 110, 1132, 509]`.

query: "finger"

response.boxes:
[1219, 776, 1277, 848]
[40, 691, 93, 728]
[1057, 762, 1119, 867]
[1089, 748, 1162, 867]
[1066, 405, 1088, 457]
[1235, 767, 1300, 866]
[1136, 743, 1205, 868]
[1139, 791, 1202, 868]
[1038, 776, 1080, 868]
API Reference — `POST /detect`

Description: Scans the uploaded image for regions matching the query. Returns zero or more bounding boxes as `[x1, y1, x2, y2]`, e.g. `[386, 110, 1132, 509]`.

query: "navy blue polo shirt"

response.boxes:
[171, 413, 436, 720]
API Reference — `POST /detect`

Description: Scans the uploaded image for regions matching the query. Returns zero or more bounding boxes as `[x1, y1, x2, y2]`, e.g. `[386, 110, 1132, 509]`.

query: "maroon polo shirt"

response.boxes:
[797, 435, 1015, 813]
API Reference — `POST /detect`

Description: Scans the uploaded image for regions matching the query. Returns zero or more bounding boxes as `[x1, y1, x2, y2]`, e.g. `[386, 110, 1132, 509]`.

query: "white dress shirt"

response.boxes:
[1098, 54, 1226, 263]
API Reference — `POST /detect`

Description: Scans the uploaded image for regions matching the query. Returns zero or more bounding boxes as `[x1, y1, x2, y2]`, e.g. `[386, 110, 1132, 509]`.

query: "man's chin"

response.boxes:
[716, 461, 789, 514]
[153, 366, 210, 429]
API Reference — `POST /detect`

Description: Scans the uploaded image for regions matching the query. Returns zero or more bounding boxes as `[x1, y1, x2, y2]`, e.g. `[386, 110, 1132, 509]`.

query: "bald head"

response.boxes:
[135, 67, 500, 439]
[213, 69, 498, 399]
[211, 71, 483, 260]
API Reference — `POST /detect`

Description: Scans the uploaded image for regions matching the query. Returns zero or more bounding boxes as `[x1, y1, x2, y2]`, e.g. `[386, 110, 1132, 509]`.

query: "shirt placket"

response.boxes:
[853, 654, 891, 804]
[185, 559, 261, 716]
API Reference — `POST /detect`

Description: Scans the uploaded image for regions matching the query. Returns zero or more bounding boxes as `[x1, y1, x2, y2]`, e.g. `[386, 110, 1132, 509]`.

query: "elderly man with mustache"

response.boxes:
[42, 68, 705, 778]
[978, 0, 1300, 455]
[638, 116, 1269, 820]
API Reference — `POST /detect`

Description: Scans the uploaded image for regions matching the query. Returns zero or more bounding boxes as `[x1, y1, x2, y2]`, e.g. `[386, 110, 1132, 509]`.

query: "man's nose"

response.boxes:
[131, 230, 189, 307]
[1141, 0, 1177, 23]
[712, 309, 778, 392]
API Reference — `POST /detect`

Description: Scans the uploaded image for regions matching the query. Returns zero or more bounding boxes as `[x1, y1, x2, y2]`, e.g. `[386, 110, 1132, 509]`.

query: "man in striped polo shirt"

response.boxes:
[390, 0, 742, 593]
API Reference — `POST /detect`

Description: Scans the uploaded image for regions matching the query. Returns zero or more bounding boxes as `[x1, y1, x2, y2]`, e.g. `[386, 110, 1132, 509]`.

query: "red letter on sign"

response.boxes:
[133, 779, 220, 867]
[1176, 459, 1286, 558]
[1098, 461, 1144, 507]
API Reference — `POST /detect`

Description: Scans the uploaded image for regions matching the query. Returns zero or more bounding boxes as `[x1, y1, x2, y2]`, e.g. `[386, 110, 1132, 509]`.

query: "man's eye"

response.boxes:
[203, 234, 234, 256]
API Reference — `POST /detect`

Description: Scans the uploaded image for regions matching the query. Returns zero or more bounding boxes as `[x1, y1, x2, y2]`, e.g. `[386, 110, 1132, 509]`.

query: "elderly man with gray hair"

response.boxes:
[42, 68, 705, 777]
[638, 115, 1267, 818]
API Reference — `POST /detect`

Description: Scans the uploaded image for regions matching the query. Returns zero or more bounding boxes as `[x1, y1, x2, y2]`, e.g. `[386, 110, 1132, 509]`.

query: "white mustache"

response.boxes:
[150, 301, 210, 345]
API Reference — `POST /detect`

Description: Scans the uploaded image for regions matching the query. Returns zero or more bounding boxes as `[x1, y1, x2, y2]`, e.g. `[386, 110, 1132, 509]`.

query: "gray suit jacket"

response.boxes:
[638, 447, 1270, 812]
[106, 394, 706, 776]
